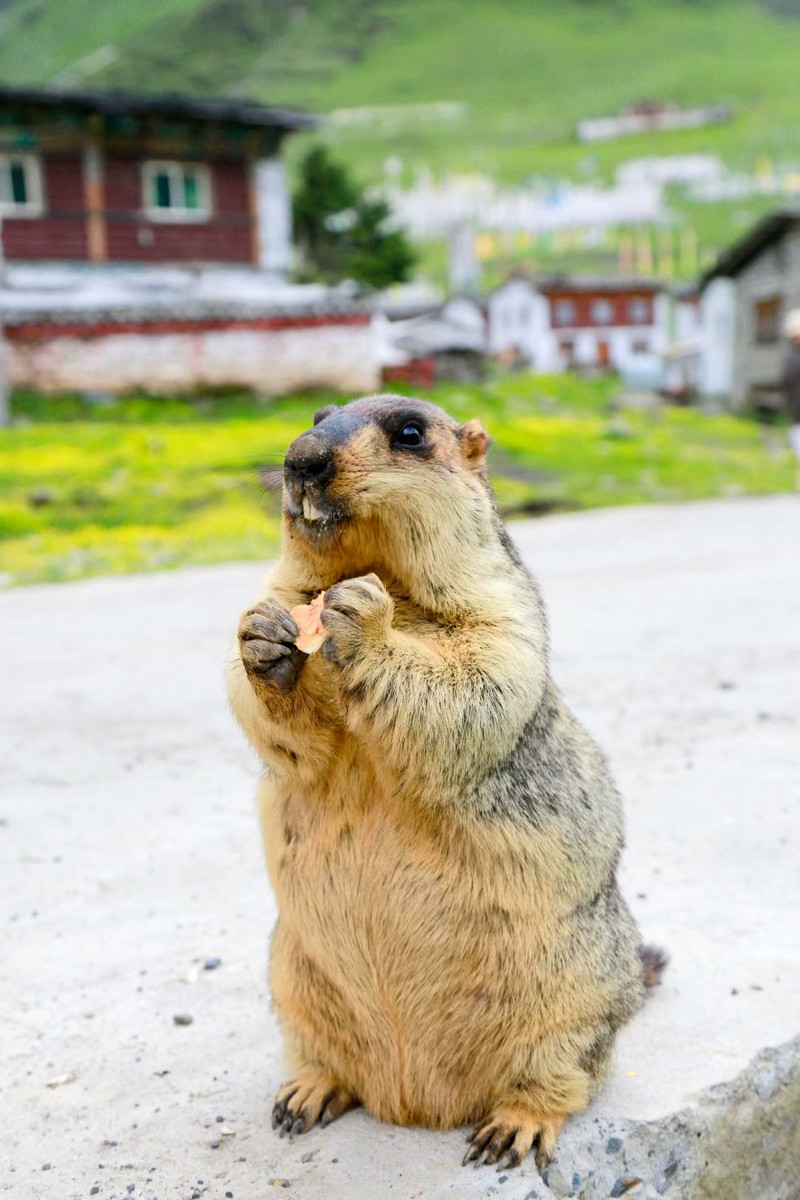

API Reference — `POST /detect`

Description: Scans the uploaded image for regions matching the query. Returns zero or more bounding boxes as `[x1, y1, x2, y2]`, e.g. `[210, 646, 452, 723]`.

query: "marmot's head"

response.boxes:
[282, 394, 492, 554]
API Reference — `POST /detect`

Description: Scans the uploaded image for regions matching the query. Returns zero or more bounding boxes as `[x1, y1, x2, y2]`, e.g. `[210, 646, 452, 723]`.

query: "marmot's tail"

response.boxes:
[639, 944, 668, 989]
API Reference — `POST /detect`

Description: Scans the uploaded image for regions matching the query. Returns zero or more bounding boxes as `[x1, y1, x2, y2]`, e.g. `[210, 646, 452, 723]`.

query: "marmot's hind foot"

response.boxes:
[463, 1106, 565, 1172]
[271, 1072, 356, 1138]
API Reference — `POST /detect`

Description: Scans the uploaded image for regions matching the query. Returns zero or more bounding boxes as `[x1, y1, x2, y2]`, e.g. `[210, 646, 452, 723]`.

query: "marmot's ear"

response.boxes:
[313, 404, 338, 426]
[459, 418, 491, 464]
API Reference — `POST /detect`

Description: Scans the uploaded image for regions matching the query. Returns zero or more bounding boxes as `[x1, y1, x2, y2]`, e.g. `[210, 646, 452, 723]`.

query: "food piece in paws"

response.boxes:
[291, 592, 327, 654]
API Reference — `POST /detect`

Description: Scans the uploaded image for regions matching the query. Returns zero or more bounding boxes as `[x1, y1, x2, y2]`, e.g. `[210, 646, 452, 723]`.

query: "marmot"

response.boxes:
[227, 394, 665, 1172]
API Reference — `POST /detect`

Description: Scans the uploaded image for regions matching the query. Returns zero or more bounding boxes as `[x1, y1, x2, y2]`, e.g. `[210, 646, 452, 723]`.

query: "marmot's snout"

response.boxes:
[283, 430, 338, 526]
[285, 430, 335, 488]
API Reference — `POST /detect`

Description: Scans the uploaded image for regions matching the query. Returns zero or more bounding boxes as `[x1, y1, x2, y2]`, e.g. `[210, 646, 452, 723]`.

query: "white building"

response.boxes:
[487, 277, 557, 369]
[576, 103, 732, 144]
[487, 275, 666, 374]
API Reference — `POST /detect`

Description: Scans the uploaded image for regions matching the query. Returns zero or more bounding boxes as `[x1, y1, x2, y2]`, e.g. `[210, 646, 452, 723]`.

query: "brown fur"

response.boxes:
[227, 394, 662, 1171]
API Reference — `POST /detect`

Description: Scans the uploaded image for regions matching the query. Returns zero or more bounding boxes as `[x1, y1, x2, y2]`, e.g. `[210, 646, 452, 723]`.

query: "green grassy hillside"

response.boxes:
[2, 1, 800, 176]
[2, 0, 800, 270]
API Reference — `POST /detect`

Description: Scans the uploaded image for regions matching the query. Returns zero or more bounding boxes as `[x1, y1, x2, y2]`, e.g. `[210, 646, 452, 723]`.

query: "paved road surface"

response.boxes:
[2, 497, 799, 1199]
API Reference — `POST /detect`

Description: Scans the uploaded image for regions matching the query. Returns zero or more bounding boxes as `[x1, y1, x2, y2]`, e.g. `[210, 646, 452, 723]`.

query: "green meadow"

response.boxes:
[0, 377, 793, 586]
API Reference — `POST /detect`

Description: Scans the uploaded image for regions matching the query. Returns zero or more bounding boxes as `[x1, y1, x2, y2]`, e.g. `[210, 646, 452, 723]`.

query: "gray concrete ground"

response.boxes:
[2, 496, 799, 1200]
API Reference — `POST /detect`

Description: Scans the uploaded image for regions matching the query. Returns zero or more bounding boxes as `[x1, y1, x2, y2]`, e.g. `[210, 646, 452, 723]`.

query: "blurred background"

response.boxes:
[1, 0, 799, 584]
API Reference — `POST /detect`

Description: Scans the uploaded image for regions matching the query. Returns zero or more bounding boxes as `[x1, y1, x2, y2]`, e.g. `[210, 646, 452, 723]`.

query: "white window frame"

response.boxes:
[0, 153, 45, 218]
[141, 160, 212, 223]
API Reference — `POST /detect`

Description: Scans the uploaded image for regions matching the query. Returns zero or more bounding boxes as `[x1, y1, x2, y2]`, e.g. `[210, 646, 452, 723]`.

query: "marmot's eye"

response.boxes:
[394, 421, 425, 449]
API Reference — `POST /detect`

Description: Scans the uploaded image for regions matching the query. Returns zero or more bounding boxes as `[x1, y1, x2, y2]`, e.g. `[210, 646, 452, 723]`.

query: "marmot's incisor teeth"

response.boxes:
[302, 497, 323, 521]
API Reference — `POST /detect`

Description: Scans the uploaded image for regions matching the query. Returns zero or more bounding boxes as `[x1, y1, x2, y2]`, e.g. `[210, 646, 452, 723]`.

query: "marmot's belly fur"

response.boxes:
[260, 680, 644, 1130]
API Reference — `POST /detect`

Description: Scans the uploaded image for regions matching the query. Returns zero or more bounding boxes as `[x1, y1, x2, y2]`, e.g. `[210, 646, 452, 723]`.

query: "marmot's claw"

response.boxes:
[271, 1082, 299, 1129]
[476, 1128, 516, 1167]
[462, 1122, 494, 1165]
[535, 1146, 553, 1170]
[496, 1145, 523, 1171]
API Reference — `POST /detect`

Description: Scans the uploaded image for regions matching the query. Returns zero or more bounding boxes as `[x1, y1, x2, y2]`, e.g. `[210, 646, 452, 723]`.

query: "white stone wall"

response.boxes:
[5, 321, 381, 396]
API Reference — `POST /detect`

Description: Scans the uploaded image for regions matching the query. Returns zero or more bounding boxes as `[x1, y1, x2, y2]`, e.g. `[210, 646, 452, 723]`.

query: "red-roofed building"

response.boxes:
[487, 275, 666, 373]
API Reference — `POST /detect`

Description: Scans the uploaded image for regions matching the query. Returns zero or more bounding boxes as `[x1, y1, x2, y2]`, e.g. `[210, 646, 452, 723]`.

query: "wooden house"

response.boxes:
[0, 84, 314, 273]
[0, 87, 382, 395]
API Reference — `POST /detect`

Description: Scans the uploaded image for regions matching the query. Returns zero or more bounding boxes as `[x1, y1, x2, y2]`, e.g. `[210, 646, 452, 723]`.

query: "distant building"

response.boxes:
[698, 209, 800, 407]
[0, 86, 382, 395]
[577, 102, 732, 145]
[487, 275, 665, 373]
[615, 155, 724, 188]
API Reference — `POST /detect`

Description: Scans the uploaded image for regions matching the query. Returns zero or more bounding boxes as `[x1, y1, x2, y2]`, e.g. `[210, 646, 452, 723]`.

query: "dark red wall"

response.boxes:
[104, 155, 253, 264]
[545, 290, 655, 329]
[4, 151, 254, 264]
[2, 152, 88, 260]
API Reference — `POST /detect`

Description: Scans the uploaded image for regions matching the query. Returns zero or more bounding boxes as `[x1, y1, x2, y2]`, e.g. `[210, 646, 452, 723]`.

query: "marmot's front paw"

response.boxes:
[320, 574, 393, 666]
[238, 598, 305, 692]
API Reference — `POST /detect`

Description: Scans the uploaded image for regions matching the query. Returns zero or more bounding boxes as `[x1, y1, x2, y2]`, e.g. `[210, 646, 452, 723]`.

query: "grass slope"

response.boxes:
[0, 378, 793, 586]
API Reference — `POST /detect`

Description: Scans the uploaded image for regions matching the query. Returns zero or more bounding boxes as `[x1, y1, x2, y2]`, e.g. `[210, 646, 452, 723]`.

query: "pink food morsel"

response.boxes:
[290, 591, 327, 654]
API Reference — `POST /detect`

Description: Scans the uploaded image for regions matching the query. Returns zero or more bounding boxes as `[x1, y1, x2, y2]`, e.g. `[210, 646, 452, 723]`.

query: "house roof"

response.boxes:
[0, 265, 365, 323]
[700, 208, 800, 288]
[490, 273, 663, 297]
[537, 276, 663, 294]
[0, 84, 317, 133]
[0, 296, 368, 327]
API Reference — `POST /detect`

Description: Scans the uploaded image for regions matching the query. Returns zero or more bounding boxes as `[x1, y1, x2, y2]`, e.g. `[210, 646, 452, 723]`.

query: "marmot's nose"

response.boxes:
[284, 434, 335, 488]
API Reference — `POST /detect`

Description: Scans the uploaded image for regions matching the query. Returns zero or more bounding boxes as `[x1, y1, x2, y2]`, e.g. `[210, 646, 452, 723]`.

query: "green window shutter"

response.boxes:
[10, 161, 27, 204]
[154, 171, 171, 208]
[183, 170, 199, 210]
